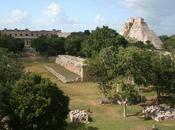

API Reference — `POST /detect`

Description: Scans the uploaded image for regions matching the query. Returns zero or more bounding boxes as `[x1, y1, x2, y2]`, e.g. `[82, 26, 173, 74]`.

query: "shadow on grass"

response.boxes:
[127, 111, 142, 117]
[67, 123, 99, 130]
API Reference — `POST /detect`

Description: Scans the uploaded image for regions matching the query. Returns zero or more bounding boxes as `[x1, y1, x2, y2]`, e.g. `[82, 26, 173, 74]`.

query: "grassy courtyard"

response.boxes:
[24, 61, 175, 130]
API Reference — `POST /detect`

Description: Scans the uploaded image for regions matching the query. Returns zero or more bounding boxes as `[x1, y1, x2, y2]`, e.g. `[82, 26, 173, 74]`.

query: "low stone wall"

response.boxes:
[56, 55, 84, 75]
[44, 65, 67, 83]
[56, 55, 88, 81]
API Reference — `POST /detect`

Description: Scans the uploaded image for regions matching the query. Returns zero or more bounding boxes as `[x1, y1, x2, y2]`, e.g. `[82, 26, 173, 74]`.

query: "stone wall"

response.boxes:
[56, 55, 88, 81]
[44, 65, 67, 83]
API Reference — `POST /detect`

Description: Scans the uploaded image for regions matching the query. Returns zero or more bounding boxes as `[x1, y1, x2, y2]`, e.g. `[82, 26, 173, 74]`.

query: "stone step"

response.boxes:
[44, 63, 81, 83]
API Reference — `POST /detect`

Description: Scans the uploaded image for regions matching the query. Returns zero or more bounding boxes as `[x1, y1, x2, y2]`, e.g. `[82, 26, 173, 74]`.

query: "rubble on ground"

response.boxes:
[69, 109, 91, 124]
[142, 104, 175, 122]
[0, 116, 11, 130]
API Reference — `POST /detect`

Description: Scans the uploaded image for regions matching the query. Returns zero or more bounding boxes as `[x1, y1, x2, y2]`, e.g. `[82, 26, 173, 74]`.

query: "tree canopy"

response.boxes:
[9, 74, 69, 130]
[82, 26, 128, 57]
[32, 35, 66, 56]
[0, 35, 24, 53]
[65, 31, 89, 56]
[162, 35, 175, 52]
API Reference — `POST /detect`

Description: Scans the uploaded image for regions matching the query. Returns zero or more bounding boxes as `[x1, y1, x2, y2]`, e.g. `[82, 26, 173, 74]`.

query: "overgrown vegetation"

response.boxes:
[160, 35, 175, 52]
[31, 26, 128, 57]
[0, 35, 24, 53]
[87, 45, 175, 117]
[0, 54, 69, 130]
[0, 26, 175, 129]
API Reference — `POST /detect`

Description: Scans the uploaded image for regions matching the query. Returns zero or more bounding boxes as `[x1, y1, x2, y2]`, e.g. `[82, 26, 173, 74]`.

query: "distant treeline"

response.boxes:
[32, 26, 128, 57]
[0, 35, 24, 53]
[0, 26, 175, 57]
[160, 35, 175, 52]
[32, 26, 174, 58]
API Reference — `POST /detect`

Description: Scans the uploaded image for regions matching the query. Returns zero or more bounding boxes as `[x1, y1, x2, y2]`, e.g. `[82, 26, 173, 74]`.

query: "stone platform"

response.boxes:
[44, 63, 81, 83]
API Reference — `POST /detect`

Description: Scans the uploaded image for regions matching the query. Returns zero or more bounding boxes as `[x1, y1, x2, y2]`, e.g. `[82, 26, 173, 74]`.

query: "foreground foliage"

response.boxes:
[10, 74, 69, 130]
[0, 54, 70, 130]
[0, 54, 24, 115]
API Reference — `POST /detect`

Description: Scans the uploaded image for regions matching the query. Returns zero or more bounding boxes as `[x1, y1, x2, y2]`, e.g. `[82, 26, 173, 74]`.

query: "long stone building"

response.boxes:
[0, 28, 70, 47]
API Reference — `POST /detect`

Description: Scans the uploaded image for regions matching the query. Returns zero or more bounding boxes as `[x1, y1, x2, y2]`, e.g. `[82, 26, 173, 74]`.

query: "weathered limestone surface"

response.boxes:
[120, 17, 163, 49]
[56, 55, 88, 81]
[142, 104, 175, 122]
[69, 110, 90, 124]
[44, 65, 68, 83]
[0, 116, 11, 130]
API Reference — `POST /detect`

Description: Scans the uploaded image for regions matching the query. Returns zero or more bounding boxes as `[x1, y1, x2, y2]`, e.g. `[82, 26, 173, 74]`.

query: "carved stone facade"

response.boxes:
[0, 28, 70, 47]
[56, 55, 88, 81]
[120, 17, 163, 49]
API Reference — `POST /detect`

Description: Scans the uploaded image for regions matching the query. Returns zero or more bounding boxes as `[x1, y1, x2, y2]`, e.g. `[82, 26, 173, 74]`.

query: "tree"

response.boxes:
[116, 83, 139, 117]
[159, 35, 169, 43]
[162, 35, 175, 52]
[31, 36, 50, 56]
[0, 53, 24, 86]
[65, 32, 88, 56]
[82, 26, 128, 57]
[150, 53, 175, 101]
[8, 38, 24, 53]
[128, 40, 155, 50]
[0, 35, 24, 53]
[0, 53, 24, 120]
[32, 36, 66, 56]
[112, 47, 144, 117]
[88, 47, 148, 117]
[48, 37, 65, 56]
[87, 46, 118, 98]
[9, 74, 69, 130]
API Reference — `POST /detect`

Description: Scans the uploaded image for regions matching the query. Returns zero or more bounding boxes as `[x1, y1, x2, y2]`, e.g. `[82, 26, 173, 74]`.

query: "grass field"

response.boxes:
[24, 61, 175, 130]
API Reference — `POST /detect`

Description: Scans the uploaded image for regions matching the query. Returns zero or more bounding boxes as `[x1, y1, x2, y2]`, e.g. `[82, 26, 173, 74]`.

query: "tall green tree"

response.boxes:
[0, 54, 24, 117]
[65, 32, 89, 56]
[0, 35, 24, 53]
[32, 36, 66, 56]
[32, 36, 50, 56]
[0, 54, 24, 86]
[162, 35, 175, 52]
[87, 46, 118, 98]
[82, 26, 128, 57]
[150, 53, 175, 101]
[88, 47, 150, 117]
[9, 74, 69, 130]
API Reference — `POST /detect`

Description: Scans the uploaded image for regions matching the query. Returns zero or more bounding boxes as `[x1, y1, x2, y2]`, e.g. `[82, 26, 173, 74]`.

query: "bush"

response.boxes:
[9, 74, 69, 130]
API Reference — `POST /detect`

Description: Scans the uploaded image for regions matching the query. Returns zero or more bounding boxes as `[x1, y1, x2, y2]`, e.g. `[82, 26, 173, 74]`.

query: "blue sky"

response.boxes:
[0, 0, 175, 35]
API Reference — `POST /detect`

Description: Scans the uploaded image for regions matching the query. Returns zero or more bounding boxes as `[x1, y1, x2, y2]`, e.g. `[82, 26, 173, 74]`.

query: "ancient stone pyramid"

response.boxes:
[120, 17, 163, 49]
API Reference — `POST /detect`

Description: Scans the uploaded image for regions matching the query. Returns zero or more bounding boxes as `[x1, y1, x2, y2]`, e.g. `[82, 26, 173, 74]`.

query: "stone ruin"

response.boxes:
[69, 109, 91, 124]
[142, 104, 175, 122]
[56, 55, 89, 82]
[120, 17, 163, 49]
[0, 116, 11, 130]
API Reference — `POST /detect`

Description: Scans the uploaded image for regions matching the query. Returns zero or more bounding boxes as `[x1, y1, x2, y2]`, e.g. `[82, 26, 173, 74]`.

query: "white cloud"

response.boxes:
[34, 2, 81, 27]
[95, 14, 106, 26]
[121, 0, 175, 35]
[1, 9, 28, 24]
[0, 2, 83, 31]
[43, 2, 61, 17]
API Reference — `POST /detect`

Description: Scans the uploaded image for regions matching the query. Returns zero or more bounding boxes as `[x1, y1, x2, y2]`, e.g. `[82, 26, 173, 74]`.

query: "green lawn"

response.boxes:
[25, 61, 175, 130]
